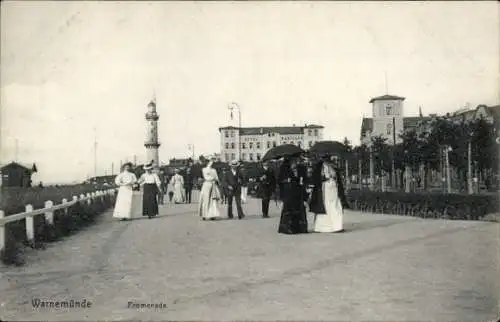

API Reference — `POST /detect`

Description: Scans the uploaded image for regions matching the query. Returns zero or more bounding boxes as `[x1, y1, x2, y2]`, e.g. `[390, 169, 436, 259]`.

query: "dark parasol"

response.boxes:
[261, 144, 305, 162]
[308, 141, 347, 158]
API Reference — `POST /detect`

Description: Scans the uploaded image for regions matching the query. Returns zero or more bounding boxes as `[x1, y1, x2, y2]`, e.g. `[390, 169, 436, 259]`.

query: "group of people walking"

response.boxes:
[112, 152, 349, 234]
[113, 162, 162, 220]
[197, 153, 349, 234]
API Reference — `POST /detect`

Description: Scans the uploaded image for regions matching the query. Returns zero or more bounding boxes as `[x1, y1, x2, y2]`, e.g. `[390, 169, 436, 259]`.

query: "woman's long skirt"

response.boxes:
[198, 181, 220, 219]
[241, 186, 248, 203]
[143, 183, 159, 217]
[113, 185, 134, 219]
[173, 183, 185, 203]
[278, 201, 308, 234]
[313, 180, 343, 232]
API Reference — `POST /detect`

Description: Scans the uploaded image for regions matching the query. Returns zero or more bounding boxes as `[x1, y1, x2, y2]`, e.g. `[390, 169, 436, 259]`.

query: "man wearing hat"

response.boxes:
[257, 161, 276, 218]
[222, 160, 246, 219]
[183, 159, 194, 204]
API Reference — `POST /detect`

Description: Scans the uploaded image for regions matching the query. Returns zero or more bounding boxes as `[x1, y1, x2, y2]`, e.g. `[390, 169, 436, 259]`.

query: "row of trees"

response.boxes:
[343, 117, 498, 190]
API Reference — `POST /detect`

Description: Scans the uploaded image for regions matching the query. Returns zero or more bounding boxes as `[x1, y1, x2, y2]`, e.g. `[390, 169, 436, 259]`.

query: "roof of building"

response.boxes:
[0, 162, 33, 171]
[360, 116, 431, 137]
[486, 105, 500, 119]
[369, 94, 406, 103]
[360, 118, 373, 136]
[219, 124, 324, 135]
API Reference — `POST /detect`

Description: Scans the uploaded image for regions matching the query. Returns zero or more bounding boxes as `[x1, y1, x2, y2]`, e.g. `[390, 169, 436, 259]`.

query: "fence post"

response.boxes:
[44, 200, 54, 225]
[25, 204, 35, 242]
[62, 198, 68, 215]
[0, 210, 5, 254]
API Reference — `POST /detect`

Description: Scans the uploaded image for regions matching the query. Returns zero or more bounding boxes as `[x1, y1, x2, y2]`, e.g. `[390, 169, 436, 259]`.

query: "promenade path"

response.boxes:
[1, 193, 498, 321]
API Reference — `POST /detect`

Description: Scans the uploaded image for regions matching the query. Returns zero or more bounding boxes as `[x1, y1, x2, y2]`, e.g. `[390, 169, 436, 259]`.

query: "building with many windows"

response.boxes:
[218, 124, 324, 162]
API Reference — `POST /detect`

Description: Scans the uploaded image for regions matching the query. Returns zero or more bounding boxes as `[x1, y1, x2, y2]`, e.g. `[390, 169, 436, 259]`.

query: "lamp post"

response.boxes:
[404, 150, 410, 193]
[188, 144, 195, 159]
[445, 145, 452, 193]
[467, 132, 473, 195]
[344, 158, 350, 190]
[357, 151, 362, 189]
[367, 135, 374, 191]
[228, 102, 242, 161]
[392, 116, 396, 189]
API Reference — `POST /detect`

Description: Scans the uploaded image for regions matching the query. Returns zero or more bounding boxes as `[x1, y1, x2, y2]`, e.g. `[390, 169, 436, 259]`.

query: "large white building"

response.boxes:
[218, 124, 324, 163]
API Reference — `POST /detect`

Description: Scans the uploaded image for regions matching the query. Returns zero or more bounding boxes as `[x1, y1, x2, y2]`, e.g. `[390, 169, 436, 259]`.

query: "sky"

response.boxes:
[1, 1, 499, 183]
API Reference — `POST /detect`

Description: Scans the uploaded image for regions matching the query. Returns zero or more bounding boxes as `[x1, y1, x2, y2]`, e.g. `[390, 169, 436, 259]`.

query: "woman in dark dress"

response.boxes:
[138, 163, 162, 219]
[278, 156, 309, 234]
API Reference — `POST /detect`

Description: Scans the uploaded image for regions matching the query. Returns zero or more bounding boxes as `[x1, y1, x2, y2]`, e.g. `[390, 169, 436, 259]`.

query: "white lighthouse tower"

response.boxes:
[144, 98, 160, 169]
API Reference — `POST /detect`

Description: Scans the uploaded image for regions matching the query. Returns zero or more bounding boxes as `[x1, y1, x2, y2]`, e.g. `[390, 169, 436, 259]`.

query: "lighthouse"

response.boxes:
[144, 98, 160, 169]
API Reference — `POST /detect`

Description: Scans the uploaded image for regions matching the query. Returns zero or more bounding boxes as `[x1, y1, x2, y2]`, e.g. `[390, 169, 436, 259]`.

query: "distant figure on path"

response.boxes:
[198, 155, 221, 220]
[277, 156, 308, 234]
[138, 163, 162, 219]
[223, 160, 245, 219]
[309, 155, 349, 233]
[183, 163, 194, 203]
[170, 169, 185, 203]
[239, 162, 248, 203]
[220, 168, 228, 204]
[257, 161, 276, 218]
[113, 162, 138, 221]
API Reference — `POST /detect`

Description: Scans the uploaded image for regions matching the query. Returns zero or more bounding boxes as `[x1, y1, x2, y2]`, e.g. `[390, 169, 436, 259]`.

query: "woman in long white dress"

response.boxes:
[309, 155, 349, 233]
[113, 163, 138, 221]
[198, 156, 221, 220]
[170, 169, 185, 204]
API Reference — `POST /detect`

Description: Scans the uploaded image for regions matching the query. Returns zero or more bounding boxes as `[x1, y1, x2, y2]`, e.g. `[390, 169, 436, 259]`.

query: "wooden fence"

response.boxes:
[0, 188, 116, 253]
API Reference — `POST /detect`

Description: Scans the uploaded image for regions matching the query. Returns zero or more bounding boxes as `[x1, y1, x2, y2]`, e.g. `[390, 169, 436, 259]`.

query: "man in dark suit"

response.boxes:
[258, 161, 276, 218]
[223, 160, 245, 219]
[183, 161, 194, 203]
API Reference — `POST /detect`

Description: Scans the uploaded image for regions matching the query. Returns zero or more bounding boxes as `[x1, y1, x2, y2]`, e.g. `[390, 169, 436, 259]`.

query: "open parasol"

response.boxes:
[261, 144, 305, 162]
[308, 141, 347, 157]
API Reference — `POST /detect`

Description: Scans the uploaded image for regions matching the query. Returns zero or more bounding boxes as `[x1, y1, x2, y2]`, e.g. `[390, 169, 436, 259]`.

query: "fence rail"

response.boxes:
[0, 188, 117, 252]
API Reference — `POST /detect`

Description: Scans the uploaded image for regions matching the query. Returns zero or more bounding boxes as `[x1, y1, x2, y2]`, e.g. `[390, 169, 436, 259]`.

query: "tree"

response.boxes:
[351, 144, 369, 182]
[370, 135, 391, 175]
[342, 137, 354, 173]
[471, 117, 496, 172]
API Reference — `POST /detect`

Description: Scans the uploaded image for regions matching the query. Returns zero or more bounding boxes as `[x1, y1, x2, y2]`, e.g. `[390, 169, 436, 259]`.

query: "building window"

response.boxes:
[225, 153, 229, 161]
[314, 129, 318, 136]
[249, 153, 254, 161]
[298, 142, 302, 147]
[257, 153, 261, 161]
[386, 123, 392, 135]
[231, 153, 235, 160]
[273, 141, 277, 147]
[242, 143, 246, 149]
[283, 141, 287, 144]
[308, 129, 312, 136]
[290, 141, 294, 145]
[242, 153, 246, 160]
[231, 131, 235, 137]
[249, 142, 253, 149]
[386, 105, 392, 115]
[231, 143, 235, 149]
[225, 143, 229, 149]
[256, 142, 261, 149]
[267, 141, 271, 148]
[225, 131, 229, 138]
[309, 141, 313, 147]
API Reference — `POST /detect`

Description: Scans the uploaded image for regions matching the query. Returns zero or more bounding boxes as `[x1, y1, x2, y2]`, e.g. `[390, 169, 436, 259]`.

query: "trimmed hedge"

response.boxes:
[0, 184, 110, 215]
[1, 190, 116, 266]
[346, 190, 499, 220]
